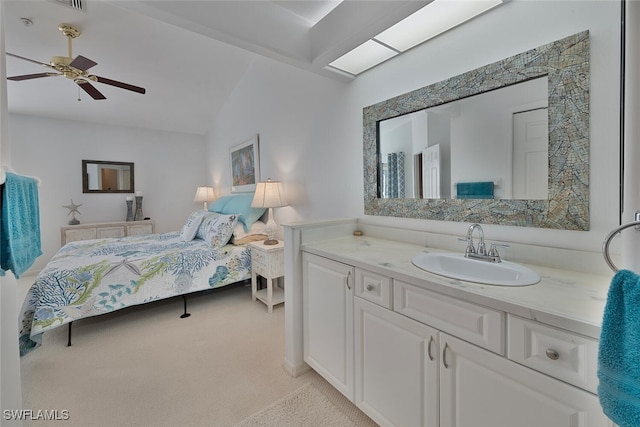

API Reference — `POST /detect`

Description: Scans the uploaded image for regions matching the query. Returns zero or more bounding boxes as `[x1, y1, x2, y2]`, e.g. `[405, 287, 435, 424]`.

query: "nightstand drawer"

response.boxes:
[507, 315, 598, 393]
[249, 241, 284, 278]
[252, 249, 268, 271]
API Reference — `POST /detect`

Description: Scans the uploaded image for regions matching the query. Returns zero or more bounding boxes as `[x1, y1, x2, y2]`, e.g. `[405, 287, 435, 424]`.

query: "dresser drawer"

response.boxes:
[355, 268, 392, 309]
[394, 280, 504, 354]
[507, 315, 598, 393]
[97, 226, 125, 239]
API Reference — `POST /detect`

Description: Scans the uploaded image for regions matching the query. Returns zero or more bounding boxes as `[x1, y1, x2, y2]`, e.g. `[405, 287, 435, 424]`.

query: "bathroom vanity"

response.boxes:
[284, 219, 613, 427]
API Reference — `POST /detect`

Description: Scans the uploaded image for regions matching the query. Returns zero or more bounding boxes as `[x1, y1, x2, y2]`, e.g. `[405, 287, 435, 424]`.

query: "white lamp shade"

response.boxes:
[194, 187, 215, 203]
[251, 179, 288, 208]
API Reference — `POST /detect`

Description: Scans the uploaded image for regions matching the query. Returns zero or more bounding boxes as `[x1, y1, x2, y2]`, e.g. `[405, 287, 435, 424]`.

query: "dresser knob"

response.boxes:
[366, 284, 374, 291]
[545, 349, 560, 360]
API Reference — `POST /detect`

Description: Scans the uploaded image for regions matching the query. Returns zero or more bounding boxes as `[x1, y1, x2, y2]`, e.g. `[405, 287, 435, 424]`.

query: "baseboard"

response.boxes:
[282, 359, 310, 378]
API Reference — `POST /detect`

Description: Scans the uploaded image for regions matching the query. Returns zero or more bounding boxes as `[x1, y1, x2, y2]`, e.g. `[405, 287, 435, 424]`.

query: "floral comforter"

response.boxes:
[19, 232, 251, 356]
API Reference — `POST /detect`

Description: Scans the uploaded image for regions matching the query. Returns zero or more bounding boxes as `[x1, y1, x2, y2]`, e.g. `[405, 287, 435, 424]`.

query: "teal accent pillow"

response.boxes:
[208, 195, 234, 213]
[221, 194, 266, 232]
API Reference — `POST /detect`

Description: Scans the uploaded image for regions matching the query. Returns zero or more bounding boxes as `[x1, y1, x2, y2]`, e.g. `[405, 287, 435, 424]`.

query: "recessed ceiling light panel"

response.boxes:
[376, 0, 504, 52]
[328, 40, 398, 75]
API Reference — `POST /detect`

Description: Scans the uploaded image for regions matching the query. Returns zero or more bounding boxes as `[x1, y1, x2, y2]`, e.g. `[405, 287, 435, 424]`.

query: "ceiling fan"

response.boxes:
[6, 23, 146, 100]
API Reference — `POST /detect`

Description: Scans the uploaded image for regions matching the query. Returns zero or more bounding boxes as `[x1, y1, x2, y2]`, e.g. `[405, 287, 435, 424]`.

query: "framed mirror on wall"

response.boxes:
[82, 160, 135, 193]
[363, 31, 590, 230]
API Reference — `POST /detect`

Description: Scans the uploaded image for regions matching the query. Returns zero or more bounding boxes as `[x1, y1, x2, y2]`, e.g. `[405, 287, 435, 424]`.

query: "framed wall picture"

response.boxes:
[229, 134, 260, 193]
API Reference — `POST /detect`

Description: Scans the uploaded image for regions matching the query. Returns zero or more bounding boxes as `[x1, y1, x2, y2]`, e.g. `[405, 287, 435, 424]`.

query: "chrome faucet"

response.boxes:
[462, 223, 507, 263]
[465, 223, 486, 256]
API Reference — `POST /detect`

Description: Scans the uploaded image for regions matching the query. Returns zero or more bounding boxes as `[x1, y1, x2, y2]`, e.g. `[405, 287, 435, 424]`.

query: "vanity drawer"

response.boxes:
[507, 315, 598, 394]
[394, 280, 504, 354]
[355, 268, 392, 309]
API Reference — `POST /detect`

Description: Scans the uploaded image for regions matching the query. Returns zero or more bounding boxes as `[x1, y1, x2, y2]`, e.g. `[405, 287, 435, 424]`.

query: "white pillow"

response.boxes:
[180, 210, 208, 241]
[198, 213, 238, 248]
[231, 220, 268, 245]
[232, 220, 266, 240]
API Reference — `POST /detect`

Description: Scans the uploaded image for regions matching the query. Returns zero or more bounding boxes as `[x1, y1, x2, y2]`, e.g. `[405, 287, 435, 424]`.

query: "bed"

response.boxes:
[19, 194, 269, 356]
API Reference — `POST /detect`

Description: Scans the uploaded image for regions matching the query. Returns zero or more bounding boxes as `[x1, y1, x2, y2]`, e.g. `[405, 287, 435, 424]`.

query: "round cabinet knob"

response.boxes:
[545, 349, 560, 360]
[366, 284, 374, 291]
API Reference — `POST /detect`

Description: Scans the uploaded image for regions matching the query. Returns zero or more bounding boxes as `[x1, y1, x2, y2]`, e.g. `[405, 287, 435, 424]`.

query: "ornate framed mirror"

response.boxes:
[363, 31, 590, 230]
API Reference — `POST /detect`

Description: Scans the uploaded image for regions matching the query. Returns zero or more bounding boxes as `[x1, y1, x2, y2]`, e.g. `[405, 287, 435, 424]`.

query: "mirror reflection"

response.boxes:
[378, 76, 548, 200]
[82, 160, 134, 193]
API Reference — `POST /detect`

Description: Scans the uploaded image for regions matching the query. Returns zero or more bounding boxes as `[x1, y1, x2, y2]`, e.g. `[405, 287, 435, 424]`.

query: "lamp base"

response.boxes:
[263, 238, 279, 245]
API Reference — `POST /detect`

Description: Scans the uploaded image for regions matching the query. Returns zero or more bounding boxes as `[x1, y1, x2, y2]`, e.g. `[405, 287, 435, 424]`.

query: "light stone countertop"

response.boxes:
[302, 235, 612, 340]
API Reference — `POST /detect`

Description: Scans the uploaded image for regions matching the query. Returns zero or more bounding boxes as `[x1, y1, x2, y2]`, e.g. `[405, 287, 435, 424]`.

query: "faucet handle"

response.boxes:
[488, 242, 509, 259]
[458, 237, 476, 254]
[477, 241, 487, 256]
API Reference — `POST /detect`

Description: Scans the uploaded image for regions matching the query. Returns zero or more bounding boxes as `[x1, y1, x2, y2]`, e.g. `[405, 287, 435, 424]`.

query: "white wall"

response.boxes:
[205, 57, 354, 228]
[8, 114, 209, 272]
[207, 0, 621, 270]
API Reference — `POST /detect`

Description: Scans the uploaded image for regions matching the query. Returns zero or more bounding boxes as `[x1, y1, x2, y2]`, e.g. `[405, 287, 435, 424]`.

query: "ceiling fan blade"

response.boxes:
[6, 52, 52, 68]
[69, 55, 98, 71]
[76, 81, 106, 100]
[93, 76, 146, 94]
[8, 72, 60, 81]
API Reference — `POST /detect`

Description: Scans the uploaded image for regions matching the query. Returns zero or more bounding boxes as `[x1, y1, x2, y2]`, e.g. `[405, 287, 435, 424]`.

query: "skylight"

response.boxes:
[327, 0, 505, 76]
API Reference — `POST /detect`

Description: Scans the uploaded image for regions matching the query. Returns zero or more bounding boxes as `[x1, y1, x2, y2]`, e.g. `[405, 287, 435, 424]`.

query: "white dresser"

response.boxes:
[61, 220, 155, 246]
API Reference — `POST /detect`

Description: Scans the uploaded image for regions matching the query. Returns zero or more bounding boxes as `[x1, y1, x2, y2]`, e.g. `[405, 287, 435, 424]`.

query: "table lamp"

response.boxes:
[251, 178, 287, 245]
[194, 186, 215, 210]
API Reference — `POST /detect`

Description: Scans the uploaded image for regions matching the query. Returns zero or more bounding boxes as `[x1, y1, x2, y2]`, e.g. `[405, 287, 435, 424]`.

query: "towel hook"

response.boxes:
[602, 212, 640, 272]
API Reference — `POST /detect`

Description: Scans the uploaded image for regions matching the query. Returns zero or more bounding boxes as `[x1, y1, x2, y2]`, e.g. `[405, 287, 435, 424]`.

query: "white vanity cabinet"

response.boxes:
[302, 252, 354, 399]
[301, 248, 612, 427]
[354, 297, 439, 427]
[440, 333, 608, 427]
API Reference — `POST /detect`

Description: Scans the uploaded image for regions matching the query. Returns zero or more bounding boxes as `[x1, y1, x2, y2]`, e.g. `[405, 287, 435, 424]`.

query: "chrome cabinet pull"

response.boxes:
[545, 349, 560, 360]
[427, 336, 434, 361]
[443, 342, 449, 368]
[345, 271, 352, 290]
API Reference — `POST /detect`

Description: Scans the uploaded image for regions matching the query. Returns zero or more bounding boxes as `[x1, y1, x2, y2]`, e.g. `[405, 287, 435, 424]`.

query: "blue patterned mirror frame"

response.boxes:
[363, 31, 590, 230]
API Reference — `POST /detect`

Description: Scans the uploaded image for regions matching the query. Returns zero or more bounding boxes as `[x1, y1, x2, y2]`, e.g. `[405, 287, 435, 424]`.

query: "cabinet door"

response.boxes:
[126, 223, 153, 236]
[303, 252, 354, 400]
[439, 333, 611, 427]
[64, 228, 97, 244]
[355, 297, 438, 427]
[97, 226, 125, 239]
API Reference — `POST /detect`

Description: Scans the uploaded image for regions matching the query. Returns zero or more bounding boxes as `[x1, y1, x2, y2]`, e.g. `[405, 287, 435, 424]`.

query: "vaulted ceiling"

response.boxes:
[3, 1, 429, 135]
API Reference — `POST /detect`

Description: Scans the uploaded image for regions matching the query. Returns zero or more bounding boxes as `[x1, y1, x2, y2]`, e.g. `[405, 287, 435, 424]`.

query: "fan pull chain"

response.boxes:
[77, 86, 82, 102]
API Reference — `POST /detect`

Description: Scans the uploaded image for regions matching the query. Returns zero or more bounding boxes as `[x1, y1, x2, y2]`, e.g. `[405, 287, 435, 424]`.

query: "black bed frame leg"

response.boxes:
[180, 295, 191, 318]
[67, 322, 73, 347]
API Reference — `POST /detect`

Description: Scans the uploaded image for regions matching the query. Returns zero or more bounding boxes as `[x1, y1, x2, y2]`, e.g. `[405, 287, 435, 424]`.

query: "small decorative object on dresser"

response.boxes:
[125, 196, 134, 221]
[250, 239, 284, 313]
[134, 191, 144, 221]
[62, 199, 82, 225]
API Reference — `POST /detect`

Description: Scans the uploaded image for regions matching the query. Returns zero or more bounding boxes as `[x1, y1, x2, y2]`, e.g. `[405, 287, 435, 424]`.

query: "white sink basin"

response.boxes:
[412, 253, 540, 286]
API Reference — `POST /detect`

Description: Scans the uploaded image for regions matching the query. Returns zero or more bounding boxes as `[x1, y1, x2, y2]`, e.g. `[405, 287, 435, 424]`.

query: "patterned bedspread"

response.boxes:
[19, 232, 251, 356]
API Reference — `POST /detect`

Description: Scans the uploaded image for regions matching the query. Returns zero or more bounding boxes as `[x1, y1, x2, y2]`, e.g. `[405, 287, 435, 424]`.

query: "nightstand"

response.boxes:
[249, 240, 285, 313]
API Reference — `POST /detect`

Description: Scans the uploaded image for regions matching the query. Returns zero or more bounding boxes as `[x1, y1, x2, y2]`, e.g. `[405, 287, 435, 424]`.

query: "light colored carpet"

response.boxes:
[17, 277, 377, 427]
[235, 383, 356, 427]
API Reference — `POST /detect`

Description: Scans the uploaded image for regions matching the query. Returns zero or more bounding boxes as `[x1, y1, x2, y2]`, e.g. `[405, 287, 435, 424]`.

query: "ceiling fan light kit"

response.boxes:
[6, 23, 146, 100]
